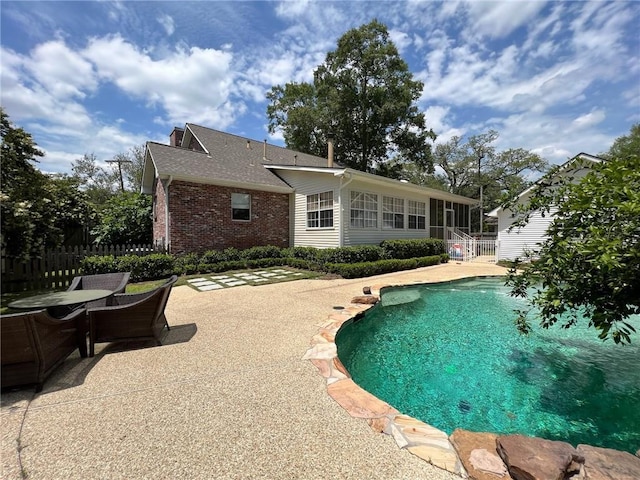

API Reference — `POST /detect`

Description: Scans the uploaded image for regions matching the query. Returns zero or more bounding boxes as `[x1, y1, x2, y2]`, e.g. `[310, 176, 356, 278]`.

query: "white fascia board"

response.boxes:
[342, 168, 478, 205]
[265, 164, 477, 204]
[264, 165, 346, 175]
[157, 173, 294, 194]
[141, 147, 159, 194]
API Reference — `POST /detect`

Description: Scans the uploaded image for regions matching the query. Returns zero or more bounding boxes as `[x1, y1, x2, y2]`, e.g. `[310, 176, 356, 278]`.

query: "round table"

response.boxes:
[8, 289, 114, 310]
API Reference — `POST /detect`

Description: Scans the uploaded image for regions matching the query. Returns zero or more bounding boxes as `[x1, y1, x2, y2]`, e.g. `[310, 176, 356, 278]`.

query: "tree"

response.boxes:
[267, 20, 435, 174]
[90, 192, 152, 245]
[122, 144, 146, 193]
[505, 126, 640, 344]
[410, 130, 548, 232]
[1, 108, 96, 257]
[1, 108, 48, 259]
[71, 153, 119, 205]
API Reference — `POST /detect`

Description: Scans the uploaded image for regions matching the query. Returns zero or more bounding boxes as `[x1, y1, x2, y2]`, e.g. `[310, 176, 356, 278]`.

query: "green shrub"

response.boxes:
[115, 255, 142, 281]
[380, 238, 446, 259]
[240, 245, 284, 260]
[137, 254, 174, 281]
[80, 255, 117, 274]
[323, 245, 384, 264]
[285, 246, 322, 262]
[174, 252, 200, 275]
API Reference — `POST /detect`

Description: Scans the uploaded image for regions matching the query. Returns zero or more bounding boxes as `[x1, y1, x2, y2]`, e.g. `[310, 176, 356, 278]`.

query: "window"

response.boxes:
[231, 193, 251, 221]
[408, 200, 426, 229]
[383, 196, 404, 229]
[307, 191, 333, 228]
[350, 191, 378, 228]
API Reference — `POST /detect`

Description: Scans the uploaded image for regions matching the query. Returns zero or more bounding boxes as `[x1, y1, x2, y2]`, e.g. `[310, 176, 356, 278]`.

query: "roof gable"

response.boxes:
[142, 124, 338, 193]
[487, 152, 604, 216]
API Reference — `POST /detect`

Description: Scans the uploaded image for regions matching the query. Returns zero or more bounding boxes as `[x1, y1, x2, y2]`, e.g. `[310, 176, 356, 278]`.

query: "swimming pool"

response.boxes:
[336, 277, 640, 453]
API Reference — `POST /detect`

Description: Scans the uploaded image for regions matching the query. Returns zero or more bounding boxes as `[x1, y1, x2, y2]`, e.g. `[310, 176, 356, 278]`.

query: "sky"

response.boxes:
[2, 0, 639, 177]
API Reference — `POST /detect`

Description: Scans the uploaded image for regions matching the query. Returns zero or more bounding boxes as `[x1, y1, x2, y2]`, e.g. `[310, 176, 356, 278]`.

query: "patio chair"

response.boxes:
[87, 275, 178, 357]
[1, 308, 87, 392]
[67, 272, 131, 309]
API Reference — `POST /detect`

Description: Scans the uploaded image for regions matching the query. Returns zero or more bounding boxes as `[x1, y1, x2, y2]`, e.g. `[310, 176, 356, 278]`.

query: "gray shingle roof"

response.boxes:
[146, 124, 337, 192]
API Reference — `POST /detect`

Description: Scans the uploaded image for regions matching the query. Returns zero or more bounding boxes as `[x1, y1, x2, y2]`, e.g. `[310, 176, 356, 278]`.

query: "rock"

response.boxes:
[577, 444, 640, 480]
[450, 429, 512, 480]
[351, 295, 379, 305]
[496, 435, 584, 480]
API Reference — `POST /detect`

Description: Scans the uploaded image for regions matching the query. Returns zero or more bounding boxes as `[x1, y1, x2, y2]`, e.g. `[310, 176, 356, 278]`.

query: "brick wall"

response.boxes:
[164, 180, 290, 254]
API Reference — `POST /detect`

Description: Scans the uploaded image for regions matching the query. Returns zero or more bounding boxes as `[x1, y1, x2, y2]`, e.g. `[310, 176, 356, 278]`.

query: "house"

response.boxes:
[141, 123, 477, 254]
[487, 153, 603, 261]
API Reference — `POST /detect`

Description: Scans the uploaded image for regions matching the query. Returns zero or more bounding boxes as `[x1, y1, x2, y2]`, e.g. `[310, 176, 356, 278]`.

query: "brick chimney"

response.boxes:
[327, 133, 334, 168]
[170, 127, 184, 147]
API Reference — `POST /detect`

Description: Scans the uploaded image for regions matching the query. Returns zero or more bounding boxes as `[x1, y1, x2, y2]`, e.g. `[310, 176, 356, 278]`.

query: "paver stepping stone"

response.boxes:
[261, 273, 277, 277]
[254, 278, 268, 282]
[223, 280, 247, 286]
[273, 275, 287, 279]
[187, 277, 209, 283]
[253, 271, 269, 274]
[239, 275, 261, 280]
[210, 275, 231, 280]
[199, 284, 224, 291]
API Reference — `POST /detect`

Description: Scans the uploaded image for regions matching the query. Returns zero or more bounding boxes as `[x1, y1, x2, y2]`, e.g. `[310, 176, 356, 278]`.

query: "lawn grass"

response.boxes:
[1, 267, 323, 314]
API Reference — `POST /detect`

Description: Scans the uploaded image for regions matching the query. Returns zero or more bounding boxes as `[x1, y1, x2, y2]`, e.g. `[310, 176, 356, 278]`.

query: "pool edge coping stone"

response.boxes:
[303, 281, 469, 478]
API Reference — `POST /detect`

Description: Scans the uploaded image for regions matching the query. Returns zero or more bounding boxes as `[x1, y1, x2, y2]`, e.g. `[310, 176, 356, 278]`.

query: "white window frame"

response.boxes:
[383, 196, 405, 229]
[408, 200, 426, 230]
[307, 191, 334, 229]
[231, 193, 251, 221]
[350, 191, 378, 228]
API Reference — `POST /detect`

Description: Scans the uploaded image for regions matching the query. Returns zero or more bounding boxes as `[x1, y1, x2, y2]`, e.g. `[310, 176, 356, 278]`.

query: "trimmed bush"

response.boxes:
[380, 238, 446, 259]
[137, 254, 174, 281]
[174, 252, 200, 275]
[81, 255, 117, 274]
[323, 245, 384, 264]
[240, 245, 285, 260]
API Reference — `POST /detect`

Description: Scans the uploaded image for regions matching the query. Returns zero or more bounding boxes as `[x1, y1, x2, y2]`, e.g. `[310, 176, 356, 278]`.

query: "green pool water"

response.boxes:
[336, 277, 640, 453]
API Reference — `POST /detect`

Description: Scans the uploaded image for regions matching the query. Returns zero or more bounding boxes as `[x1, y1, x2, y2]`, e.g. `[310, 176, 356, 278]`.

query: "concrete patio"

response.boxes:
[1, 262, 507, 480]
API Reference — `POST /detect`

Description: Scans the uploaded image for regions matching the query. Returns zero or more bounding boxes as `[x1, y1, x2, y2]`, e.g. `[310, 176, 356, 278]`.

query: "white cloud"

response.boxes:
[465, 1, 547, 39]
[572, 109, 606, 129]
[81, 35, 238, 128]
[156, 14, 175, 36]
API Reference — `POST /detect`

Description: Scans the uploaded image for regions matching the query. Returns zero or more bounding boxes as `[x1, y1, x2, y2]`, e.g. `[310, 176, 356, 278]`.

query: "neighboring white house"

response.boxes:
[487, 153, 603, 261]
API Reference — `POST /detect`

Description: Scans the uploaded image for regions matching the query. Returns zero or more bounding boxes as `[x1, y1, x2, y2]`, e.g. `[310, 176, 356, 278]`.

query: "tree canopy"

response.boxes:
[403, 130, 548, 231]
[267, 20, 435, 174]
[505, 125, 640, 344]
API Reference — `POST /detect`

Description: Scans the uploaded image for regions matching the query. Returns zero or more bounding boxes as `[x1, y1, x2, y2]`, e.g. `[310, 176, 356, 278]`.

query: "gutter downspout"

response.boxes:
[336, 171, 354, 247]
[165, 176, 173, 252]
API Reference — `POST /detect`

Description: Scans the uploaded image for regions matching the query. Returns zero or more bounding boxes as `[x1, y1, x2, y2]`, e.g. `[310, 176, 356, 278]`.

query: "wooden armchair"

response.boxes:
[1, 308, 87, 392]
[87, 275, 178, 357]
[67, 272, 131, 309]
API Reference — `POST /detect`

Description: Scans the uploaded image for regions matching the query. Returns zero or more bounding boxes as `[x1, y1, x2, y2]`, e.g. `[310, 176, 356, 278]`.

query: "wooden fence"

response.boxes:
[1, 244, 163, 293]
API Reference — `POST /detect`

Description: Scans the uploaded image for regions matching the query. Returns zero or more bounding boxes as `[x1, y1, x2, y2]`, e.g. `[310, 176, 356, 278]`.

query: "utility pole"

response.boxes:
[478, 156, 483, 236]
[105, 157, 132, 193]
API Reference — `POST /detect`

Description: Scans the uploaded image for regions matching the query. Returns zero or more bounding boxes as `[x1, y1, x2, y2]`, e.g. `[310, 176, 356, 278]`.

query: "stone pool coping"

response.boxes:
[303, 280, 468, 476]
[303, 276, 640, 478]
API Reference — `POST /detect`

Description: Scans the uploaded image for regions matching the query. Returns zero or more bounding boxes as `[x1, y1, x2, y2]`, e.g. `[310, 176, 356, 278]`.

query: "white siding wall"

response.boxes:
[342, 179, 431, 246]
[274, 170, 341, 248]
[496, 208, 555, 261]
[495, 164, 593, 261]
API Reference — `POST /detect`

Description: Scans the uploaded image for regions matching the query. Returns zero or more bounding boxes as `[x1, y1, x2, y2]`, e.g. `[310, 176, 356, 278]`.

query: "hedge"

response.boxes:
[80, 239, 448, 281]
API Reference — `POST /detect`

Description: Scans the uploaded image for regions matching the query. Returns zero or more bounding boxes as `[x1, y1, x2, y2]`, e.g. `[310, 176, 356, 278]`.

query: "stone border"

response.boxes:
[302, 278, 640, 479]
[303, 282, 467, 477]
